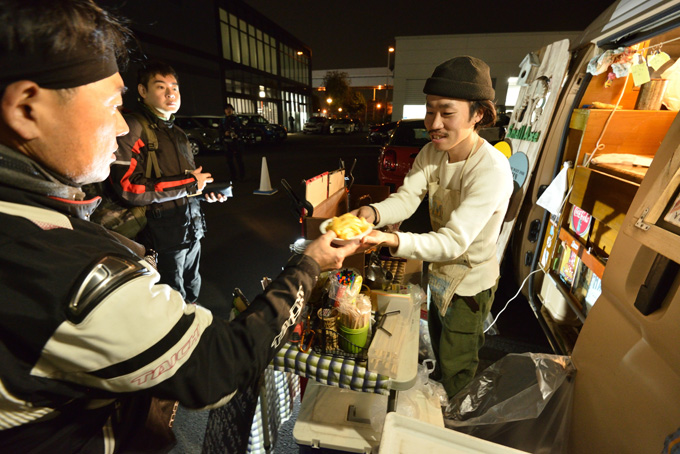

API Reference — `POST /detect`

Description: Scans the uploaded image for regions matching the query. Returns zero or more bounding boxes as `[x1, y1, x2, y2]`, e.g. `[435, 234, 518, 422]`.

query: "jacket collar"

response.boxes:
[140, 102, 176, 128]
[0, 144, 100, 219]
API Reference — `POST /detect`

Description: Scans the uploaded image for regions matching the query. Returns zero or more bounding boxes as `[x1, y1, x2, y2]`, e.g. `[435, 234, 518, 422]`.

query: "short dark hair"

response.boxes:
[469, 100, 497, 131]
[225, 103, 235, 110]
[0, 0, 130, 76]
[137, 60, 179, 88]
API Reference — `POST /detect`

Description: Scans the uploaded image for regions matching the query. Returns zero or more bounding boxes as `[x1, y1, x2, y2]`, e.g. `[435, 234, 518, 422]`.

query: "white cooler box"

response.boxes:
[380, 413, 530, 454]
[294, 381, 443, 453]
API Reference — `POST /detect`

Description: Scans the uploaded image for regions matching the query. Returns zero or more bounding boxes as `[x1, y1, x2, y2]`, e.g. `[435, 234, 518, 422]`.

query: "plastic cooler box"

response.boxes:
[294, 381, 443, 453]
[379, 413, 531, 454]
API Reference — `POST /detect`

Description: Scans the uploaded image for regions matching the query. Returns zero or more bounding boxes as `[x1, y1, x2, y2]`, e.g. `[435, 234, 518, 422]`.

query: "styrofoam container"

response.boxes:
[539, 273, 578, 323]
[379, 413, 531, 454]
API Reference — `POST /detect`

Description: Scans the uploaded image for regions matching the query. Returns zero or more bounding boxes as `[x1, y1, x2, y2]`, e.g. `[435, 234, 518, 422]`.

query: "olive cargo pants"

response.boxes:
[428, 283, 497, 398]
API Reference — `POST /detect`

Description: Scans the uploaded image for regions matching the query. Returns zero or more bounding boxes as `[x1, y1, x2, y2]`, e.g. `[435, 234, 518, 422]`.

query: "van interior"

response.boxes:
[495, 2, 680, 453]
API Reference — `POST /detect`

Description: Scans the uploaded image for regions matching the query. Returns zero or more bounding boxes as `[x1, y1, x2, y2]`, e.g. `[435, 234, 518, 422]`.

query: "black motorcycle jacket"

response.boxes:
[109, 106, 205, 249]
[0, 144, 319, 453]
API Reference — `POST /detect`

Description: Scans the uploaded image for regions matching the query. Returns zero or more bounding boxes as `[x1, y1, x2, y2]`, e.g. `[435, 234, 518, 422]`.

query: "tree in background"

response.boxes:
[322, 71, 366, 126]
[323, 71, 350, 117]
[345, 91, 366, 129]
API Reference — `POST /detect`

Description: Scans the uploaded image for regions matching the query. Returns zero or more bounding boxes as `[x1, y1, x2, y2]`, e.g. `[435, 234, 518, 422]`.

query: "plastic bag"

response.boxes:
[444, 352, 575, 454]
[369, 360, 447, 432]
[661, 58, 680, 110]
[537, 161, 571, 216]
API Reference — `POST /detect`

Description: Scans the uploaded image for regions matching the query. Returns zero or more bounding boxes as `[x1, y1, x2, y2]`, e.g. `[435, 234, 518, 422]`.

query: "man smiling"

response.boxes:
[353, 56, 513, 398]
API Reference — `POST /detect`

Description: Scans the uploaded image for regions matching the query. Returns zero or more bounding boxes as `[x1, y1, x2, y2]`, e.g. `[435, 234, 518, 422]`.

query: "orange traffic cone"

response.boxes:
[253, 156, 278, 195]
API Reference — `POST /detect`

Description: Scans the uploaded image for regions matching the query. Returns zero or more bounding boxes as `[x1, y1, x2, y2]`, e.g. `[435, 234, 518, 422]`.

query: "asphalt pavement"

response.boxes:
[171, 131, 551, 453]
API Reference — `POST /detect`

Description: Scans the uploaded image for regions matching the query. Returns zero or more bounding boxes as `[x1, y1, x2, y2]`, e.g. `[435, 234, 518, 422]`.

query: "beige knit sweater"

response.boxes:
[374, 140, 513, 296]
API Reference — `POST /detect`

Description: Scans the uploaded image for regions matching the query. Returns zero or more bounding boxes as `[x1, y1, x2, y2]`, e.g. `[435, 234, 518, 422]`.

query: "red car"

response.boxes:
[377, 119, 430, 191]
[377, 118, 507, 191]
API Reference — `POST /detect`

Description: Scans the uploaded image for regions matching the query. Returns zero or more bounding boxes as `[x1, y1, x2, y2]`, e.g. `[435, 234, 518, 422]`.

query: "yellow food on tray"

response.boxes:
[325, 213, 372, 239]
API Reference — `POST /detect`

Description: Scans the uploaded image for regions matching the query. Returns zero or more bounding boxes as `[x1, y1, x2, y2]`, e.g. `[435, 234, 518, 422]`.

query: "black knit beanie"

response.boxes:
[423, 56, 495, 101]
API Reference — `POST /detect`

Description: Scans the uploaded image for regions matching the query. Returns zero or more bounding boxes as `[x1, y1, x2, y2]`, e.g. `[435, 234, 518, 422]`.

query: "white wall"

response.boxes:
[393, 31, 581, 120]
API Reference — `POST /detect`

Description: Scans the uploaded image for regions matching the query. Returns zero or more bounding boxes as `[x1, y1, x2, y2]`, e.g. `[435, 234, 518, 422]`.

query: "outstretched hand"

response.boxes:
[350, 205, 377, 225]
[192, 166, 213, 192]
[303, 231, 362, 271]
[356, 229, 399, 251]
[203, 192, 229, 203]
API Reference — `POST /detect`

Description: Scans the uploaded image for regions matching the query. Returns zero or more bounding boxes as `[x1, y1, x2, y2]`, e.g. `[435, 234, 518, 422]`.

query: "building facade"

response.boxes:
[218, 1, 312, 132]
[392, 31, 581, 120]
[99, 0, 313, 132]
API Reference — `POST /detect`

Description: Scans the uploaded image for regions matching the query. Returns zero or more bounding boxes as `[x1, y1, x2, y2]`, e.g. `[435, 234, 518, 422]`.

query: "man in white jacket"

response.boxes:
[353, 56, 513, 398]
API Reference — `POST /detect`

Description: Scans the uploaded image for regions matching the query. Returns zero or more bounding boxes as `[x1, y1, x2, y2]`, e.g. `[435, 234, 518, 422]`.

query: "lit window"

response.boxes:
[505, 77, 521, 109]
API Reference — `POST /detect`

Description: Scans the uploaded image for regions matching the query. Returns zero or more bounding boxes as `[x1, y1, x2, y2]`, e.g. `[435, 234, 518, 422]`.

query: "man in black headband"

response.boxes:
[0, 1, 358, 452]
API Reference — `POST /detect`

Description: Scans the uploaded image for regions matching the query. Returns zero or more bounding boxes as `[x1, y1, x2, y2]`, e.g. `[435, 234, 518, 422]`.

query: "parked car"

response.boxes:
[303, 116, 330, 134]
[367, 121, 398, 145]
[329, 118, 355, 135]
[377, 117, 510, 189]
[237, 114, 287, 142]
[174, 115, 223, 155]
[377, 119, 430, 191]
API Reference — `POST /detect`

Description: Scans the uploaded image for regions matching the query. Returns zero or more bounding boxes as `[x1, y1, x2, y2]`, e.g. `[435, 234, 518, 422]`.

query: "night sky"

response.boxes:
[242, 0, 617, 70]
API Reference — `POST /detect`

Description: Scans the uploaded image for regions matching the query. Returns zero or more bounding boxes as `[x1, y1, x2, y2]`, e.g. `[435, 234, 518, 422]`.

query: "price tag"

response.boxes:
[631, 62, 651, 86]
[648, 51, 671, 71]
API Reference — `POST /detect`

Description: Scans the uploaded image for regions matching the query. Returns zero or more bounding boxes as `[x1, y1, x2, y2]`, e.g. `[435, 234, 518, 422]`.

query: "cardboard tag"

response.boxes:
[648, 51, 671, 71]
[631, 62, 651, 86]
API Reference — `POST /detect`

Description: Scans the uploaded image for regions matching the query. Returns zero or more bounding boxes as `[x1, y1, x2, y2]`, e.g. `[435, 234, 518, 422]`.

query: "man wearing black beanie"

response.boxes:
[353, 56, 514, 398]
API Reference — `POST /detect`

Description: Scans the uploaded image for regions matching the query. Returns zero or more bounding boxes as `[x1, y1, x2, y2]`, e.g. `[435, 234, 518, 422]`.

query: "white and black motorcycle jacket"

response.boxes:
[0, 145, 318, 453]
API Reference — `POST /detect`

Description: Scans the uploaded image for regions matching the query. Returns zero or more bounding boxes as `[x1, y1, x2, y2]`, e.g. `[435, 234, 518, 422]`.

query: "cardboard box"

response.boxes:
[304, 172, 328, 209]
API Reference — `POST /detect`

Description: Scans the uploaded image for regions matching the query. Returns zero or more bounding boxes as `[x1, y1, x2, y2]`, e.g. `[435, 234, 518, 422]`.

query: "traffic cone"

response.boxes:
[253, 156, 278, 195]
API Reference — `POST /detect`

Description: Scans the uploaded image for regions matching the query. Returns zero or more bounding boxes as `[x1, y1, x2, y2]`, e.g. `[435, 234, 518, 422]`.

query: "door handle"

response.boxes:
[634, 253, 679, 316]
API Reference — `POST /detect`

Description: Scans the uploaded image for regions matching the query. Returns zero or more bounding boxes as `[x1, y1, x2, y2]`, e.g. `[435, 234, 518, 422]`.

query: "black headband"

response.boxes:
[0, 46, 118, 90]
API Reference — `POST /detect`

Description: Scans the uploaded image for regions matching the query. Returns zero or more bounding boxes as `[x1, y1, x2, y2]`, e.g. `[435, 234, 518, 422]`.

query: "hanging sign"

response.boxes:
[648, 51, 671, 71]
[508, 151, 529, 187]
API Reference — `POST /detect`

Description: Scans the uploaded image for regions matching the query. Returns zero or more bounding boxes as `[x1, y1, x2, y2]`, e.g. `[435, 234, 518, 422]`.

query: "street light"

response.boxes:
[326, 97, 333, 117]
[386, 47, 394, 123]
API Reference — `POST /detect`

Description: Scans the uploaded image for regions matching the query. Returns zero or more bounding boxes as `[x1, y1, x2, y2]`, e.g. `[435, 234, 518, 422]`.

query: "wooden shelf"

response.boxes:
[558, 227, 605, 278]
[571, 109, 677, 167]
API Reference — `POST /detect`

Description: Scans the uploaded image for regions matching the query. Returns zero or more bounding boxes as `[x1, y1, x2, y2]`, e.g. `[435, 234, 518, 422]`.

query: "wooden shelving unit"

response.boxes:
[538, 98, 678, 332]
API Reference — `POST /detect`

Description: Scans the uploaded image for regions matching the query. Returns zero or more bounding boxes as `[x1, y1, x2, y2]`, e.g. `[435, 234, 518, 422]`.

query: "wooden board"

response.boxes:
[496, 39, 572, 264]
[328, 168, 346, 198]
[305, 172, 328, 208]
